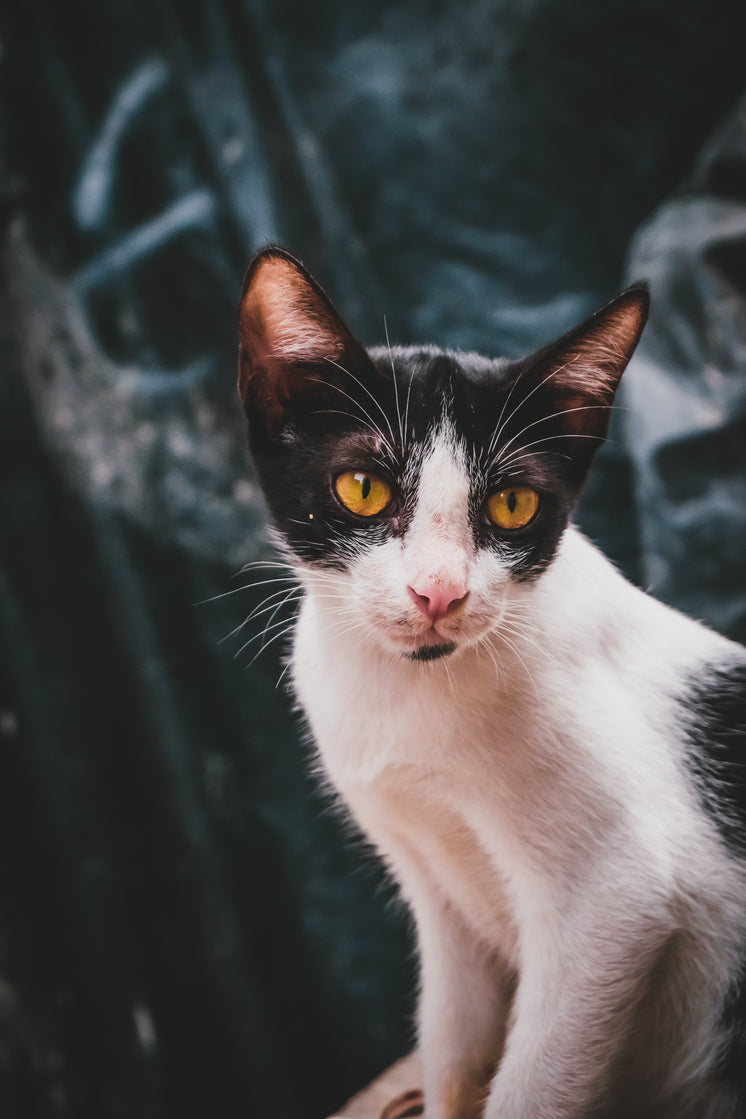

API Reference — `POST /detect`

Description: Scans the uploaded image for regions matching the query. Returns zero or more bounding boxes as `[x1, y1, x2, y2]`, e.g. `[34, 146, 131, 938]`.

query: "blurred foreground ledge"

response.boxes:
[329, 1054, 422, 1119]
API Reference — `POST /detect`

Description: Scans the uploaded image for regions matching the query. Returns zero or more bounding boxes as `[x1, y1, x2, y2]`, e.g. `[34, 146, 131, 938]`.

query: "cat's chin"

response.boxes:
[406, 641, 458, 663]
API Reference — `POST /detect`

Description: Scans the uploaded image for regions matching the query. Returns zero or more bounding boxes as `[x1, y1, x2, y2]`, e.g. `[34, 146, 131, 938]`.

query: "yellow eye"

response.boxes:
[334, 471, 393, 517]
[485, 485, 539, 530]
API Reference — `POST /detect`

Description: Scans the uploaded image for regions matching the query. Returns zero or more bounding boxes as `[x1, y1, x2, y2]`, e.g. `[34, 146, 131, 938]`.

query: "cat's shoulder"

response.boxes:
[551, 528, 743, 656]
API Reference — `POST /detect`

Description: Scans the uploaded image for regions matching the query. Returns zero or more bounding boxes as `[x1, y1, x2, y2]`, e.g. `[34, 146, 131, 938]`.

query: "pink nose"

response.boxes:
[407, 581, 469, 622]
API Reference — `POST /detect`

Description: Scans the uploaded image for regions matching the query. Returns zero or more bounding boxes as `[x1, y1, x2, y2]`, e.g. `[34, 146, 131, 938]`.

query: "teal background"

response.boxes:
[1, 2, 745, 1116]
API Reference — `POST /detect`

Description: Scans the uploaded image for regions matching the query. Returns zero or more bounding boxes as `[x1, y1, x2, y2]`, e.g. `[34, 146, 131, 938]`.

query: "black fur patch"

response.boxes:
[679, 662, 746, 854]
[248, 345, 589, 578]
[408, 642, 457, 662]
[718, 960, 746, 1106]
[673, 661, 746, 1106]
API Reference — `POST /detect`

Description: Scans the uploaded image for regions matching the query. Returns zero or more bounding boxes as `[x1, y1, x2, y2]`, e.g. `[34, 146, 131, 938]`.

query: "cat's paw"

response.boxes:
[380, 1088, 424, 1119]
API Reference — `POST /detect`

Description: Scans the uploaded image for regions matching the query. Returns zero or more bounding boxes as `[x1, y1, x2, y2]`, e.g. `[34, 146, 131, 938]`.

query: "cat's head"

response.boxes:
[237, 247, 648, 662]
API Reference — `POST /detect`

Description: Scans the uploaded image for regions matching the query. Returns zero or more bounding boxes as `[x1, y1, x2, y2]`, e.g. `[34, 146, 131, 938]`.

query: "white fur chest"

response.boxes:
[292, 594, 529, 952]
[291, 580, 670, 963]
[293, 594, 484, 782]
[290, 549, 744, 970]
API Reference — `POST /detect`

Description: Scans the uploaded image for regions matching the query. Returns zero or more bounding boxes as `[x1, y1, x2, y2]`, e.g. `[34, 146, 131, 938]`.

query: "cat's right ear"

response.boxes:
[237, 247, 372, 438]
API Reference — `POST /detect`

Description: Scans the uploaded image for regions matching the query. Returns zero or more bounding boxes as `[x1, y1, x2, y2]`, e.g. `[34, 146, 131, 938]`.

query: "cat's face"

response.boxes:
[238, 248, 648, 661]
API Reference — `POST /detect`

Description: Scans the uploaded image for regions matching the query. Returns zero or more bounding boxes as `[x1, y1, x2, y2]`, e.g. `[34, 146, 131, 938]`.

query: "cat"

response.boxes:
[236, 246, 746, 1119]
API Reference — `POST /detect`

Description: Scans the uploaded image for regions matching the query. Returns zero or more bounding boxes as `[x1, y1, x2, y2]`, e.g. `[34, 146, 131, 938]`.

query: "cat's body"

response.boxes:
[295, 518, 746, 1119]
[237, 248, 746, 1119]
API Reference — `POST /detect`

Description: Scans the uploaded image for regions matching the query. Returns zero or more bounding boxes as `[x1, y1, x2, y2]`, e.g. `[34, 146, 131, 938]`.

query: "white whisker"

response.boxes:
[441, 655, 455, 690]
[219, 588, 302, 644]
[246, 622, 297, 668]
[487, 357, 578, 460]
[490, 404, 605, 471]
[275, 659, 293, 690]
[495, 628, 540, 699]
[324, 360, 398, 454]
[234, 613, 297, 660]
[196, 573, 296, 606]
[494, 430, 609, 473]
[477, 635, 502, 678]
[500, 620, 552, 663]
[384, 316, 405, 449]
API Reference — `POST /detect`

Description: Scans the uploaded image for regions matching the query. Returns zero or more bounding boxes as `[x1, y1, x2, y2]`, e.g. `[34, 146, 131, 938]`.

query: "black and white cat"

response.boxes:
[237, 247, 746, 1119]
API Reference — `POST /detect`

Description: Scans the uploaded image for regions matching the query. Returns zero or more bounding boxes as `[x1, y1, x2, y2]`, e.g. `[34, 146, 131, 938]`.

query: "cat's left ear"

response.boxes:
[525, 285, 649, 444]
[237, 246, 376, 439]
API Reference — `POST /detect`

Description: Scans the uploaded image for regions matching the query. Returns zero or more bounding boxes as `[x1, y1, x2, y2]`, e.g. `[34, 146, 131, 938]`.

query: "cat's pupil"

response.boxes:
[507, 490, 517, 513]
[362, 476, 372, 500]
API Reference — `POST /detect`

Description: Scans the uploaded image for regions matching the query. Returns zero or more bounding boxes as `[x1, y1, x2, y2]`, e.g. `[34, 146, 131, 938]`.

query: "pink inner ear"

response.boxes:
[241, 255, 346, 367]
[547, 298, 647, 402]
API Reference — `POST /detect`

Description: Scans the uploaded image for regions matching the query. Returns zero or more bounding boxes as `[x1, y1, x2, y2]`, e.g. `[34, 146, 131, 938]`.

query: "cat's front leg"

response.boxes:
[390, 856, 514, 1119]
[416, 899, 513, 1119]
[348, 797, 513, 1119]
[480, 904, 672, 1119]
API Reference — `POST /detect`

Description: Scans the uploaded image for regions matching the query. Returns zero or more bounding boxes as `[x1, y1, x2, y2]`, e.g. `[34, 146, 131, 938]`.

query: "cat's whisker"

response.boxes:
[325, 618, 366, 637]
[260, 589, 302, 649]
[324, 360, 399, 454]
[310, 408, 399, 455]
[327, 620, 376, 648]
[487, 361, 534, 461]
[403, 362, 415, 448]
[219, 587, 303, 644]
[245, 586, 303, 623]
[232, 562, 298, 583]
[236, 559, 297, 573]
[493, 629, 540, 699]
[234, 612, 299, 660]
[325, 603, 369, 627]
[313, 600, 365, 624]
[195, 573, 297, 606]
[477, 634, 502, 678]
[494, 606, 539, 640]
[384, 316, 405, 449]
[500, 621, 553, 663]
[302, 589, 359, 601]
[491, 449, 572, 475]
[245, 621, 297, 669]
[325, 357, 399, 444]
[313, 606, 369, 624]
[490, 403, 608, 471]
[275, 658, 293, 690]
[487, 357, 577, 460]
[483, 598, 543, 692]
[441, 655, 455, 690]
[329, 624, 371, 646]
[493, 430, 614, 474]
[311, 376, 397, 457]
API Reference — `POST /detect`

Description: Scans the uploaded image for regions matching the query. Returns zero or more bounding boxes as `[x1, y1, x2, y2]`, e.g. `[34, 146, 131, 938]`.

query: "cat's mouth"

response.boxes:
[392, 616, 465, 662]
[406, 641, 458, 662]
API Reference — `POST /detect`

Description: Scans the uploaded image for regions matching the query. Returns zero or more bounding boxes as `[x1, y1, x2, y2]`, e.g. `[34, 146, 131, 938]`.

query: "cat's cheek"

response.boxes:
[346, 545, 409, 613]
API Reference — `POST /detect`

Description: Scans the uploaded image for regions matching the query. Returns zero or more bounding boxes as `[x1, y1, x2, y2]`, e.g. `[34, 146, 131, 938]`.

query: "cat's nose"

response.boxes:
[407, 582, 469, 622]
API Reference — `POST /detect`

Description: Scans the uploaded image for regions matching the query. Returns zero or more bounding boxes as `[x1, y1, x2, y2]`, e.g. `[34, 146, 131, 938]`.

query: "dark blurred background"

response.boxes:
[1, 2, 745, 1117]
